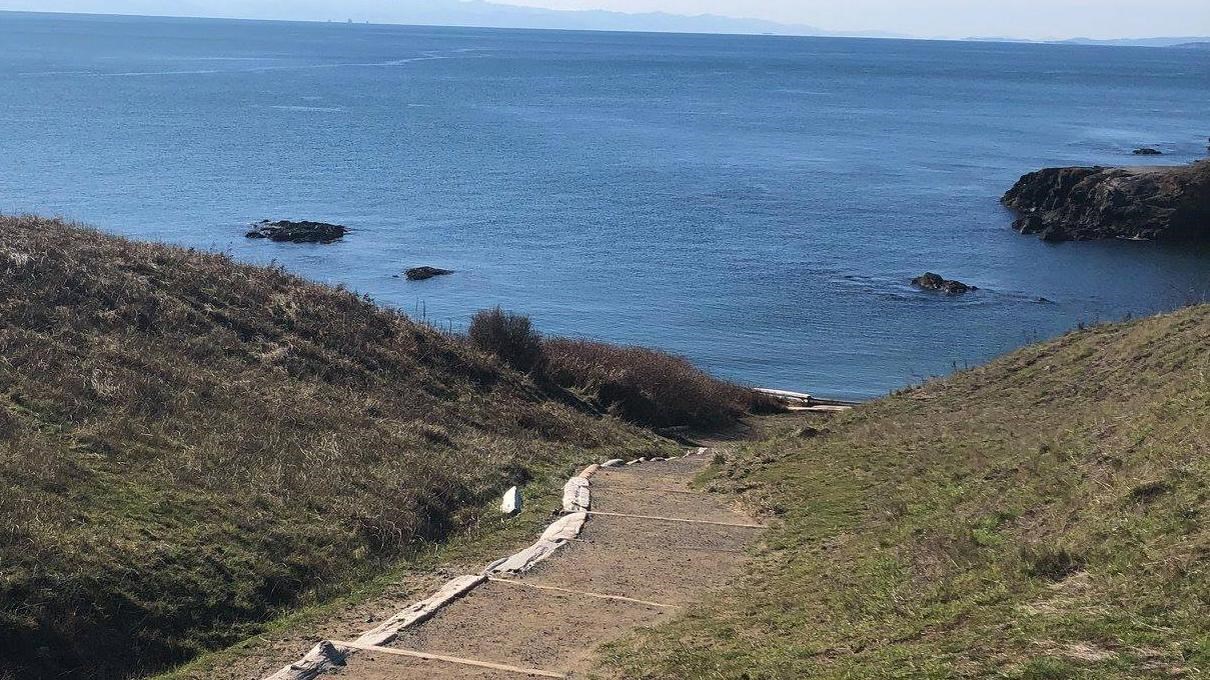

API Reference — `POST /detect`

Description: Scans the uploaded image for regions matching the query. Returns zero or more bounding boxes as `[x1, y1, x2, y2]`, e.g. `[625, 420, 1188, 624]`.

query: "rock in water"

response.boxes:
[912, 272, 977, 295]
[405, 266, 454, 281]
[1002, 161, 1210, 242]
[245, 220, 347, 244]
[1133, 147, 1163, 156]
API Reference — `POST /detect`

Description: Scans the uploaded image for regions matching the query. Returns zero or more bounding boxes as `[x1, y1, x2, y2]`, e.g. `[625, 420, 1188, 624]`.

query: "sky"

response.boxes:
[505, 0, 1210, 38]
[2, 0, 1208, 40]
[507, 0, 1210, 39]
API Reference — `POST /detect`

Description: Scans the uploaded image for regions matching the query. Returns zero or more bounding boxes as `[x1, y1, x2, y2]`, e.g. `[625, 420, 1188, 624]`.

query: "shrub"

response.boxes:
[542, 338, 775, 429]
[468, 307, 545, 373]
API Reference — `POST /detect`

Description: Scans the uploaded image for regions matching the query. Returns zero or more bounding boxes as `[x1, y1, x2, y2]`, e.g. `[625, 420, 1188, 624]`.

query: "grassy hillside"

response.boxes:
[0, 216, 672, 679]
[607, 305, 1209, 678]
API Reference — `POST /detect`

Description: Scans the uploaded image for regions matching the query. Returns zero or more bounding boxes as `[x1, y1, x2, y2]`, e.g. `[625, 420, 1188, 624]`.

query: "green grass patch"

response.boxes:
[603, 305, 1210, 678]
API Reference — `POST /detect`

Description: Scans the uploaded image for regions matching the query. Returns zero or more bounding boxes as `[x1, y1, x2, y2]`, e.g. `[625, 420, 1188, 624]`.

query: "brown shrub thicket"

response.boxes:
[542, 338, 779, 429]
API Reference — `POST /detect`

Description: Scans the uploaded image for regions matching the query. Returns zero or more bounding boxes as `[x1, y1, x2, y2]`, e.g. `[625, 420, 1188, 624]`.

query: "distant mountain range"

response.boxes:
[0, 0, 1204, 45]
[0, 0, 896, 37]
[1058, 36, 1210, 47]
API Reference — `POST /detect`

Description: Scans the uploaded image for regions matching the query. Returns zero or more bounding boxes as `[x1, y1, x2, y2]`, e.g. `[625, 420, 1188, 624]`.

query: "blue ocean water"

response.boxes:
[2, 12, 1209, 399]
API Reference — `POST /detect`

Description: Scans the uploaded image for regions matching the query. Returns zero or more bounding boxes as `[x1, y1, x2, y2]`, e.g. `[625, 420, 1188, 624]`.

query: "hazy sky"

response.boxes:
[509, 0, 1210, 38]
[3, 0, 1209, 39]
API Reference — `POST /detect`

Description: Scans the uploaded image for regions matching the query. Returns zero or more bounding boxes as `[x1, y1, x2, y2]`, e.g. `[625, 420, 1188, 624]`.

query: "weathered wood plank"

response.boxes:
[329, 640, 568, 678]
[486, 577, 675, 609]
[263, 575, 486, 680]
[562, 475, 591, 513]
[263, 640, 347, 680]
[486, 539, 562, 574]
[541, 511, 588, 542]
[355, 574, 486, 647]
[587, 510, 766, 529]
[487, 512, 588, 575]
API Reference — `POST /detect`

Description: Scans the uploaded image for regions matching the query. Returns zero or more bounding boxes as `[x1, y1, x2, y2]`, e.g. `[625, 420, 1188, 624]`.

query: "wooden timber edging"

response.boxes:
[262, 447, 717, 680]
[486, 576, 677, 609]
[263, 575, 486, 680]
[327, 640, 569, 679]
[586, 510, 768, 529]
[562, 476, 591, 513]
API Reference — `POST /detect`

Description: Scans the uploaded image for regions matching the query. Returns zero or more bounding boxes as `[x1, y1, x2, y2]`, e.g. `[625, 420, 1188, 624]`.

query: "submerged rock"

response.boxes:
[912, 272, 977, 295]
[404, 266, 454, 281]
[1132, 147, 1164, 156]
[1002, 160, 1210, 241]
[246, 220, 347, 244]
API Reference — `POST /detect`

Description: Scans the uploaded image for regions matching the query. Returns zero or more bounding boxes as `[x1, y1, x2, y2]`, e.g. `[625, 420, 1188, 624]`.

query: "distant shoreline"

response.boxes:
[1, 9, 1206, 47]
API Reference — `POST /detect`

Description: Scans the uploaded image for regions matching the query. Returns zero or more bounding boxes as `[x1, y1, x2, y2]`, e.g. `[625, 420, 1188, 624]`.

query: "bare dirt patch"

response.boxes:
[335, 454, 762, 679]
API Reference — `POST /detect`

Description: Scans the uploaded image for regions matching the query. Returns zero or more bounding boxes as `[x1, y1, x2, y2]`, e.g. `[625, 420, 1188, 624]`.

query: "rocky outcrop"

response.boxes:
[1002, 161, 1210, 241]
[912, 272, 977, 295]
[1133, 148, 1163, 156]
[404, 266, 454, 281]
[246, 220, 347, 244]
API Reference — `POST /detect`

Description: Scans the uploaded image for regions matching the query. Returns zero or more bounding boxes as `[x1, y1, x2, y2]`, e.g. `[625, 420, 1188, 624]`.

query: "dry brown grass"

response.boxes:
[0, 216, 667, 680]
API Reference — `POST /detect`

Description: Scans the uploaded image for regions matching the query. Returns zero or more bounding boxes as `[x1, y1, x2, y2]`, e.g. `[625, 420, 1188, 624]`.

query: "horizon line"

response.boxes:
[1, 7, 1206, 45]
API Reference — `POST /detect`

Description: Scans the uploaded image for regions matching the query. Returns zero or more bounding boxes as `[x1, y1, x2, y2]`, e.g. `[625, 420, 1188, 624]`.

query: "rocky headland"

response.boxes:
[1002, 160, 1210, 242]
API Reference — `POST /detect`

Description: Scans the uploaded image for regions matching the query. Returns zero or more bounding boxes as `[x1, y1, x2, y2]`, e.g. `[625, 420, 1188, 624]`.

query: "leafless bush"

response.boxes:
[468, 307, 545, 373]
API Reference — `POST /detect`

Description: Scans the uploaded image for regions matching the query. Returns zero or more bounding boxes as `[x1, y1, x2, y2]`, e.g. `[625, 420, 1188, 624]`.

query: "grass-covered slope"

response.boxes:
[608, 305, 1209, 678]
[0, 216, 666, 679]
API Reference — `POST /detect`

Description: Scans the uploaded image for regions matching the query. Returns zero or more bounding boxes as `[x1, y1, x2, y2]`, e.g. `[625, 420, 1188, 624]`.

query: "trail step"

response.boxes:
[329, 640, 567, 678]
[586, 510, 768, 529]
[487, 577, 677, 609]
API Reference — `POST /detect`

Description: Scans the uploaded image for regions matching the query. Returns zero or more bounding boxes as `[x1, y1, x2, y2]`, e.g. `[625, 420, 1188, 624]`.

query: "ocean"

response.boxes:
[3, 11, 1209, 399]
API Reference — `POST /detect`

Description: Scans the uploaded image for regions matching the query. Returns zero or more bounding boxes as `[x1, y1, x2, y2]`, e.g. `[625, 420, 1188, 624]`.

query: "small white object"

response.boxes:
[501, 486, 522, 515]
[601, 459, 625, 468]
[754, 387, 814, 404]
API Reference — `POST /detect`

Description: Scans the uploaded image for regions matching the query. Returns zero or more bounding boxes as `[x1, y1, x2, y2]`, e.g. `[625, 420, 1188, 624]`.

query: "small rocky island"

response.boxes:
[404, 266, 454, 281]
[912, 272, 977, 295]
[1002, 160, 1210, 242]
[246, 220, 348, 244]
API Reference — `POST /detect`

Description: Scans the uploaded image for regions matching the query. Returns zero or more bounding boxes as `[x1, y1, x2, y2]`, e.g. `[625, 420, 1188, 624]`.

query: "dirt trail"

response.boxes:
[334, 454, 762, 679]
